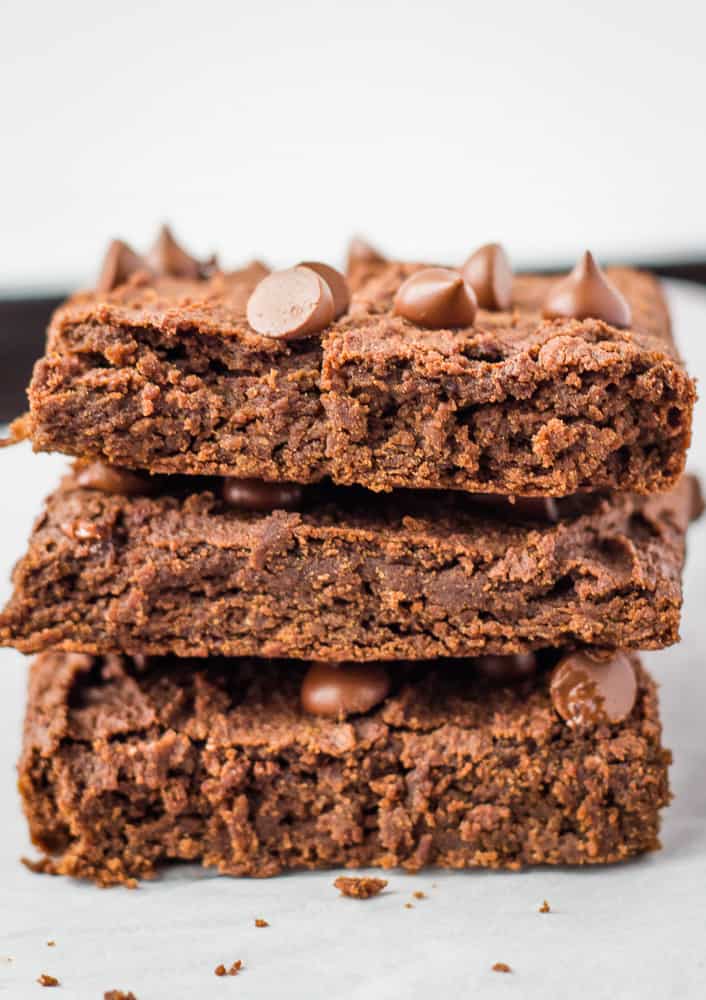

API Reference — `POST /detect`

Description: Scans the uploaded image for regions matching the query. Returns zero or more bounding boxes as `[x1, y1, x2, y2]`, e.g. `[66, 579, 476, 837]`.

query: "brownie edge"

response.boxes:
[19, 653, 671, 886]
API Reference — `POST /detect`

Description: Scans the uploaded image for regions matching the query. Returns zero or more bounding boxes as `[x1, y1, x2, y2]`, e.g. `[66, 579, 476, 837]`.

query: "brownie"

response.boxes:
[0, 473, 699, 660]
[19, 651, 671, 885]
[22, 260, 694, 496]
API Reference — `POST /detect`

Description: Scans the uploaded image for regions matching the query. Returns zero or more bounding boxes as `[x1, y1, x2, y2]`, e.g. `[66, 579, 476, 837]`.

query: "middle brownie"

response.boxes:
[1, 469, 699, 661]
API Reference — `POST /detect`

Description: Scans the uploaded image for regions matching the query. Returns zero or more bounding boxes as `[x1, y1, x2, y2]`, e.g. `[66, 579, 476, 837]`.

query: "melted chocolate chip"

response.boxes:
[462, 243, 513, 311]
[300, 661, 391, 718]
[146, 224, 214, 280]
[393, 267, 477, 329]
[543, 251, 632, 328]
[75, 461, 156, 497]
[221, 478, 304, 512]
[550, 650, 637, 727]
[298, 262, 351, 318]
[475, 653, 537, 683]
[246, 267, 335, 339]
[96, 239, 146, 293]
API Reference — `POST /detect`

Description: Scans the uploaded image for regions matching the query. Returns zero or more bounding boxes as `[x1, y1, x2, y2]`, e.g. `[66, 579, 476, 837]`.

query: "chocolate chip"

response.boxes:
[462, 243, 513, 311]
[550, 650, 637, 727]
[463, 494, 562, 523]
[221, 477, 304, 512]
[96, 239, 146, 293]
[543, 251, 632, 328]
[346, 236, 386, 271]
[474, 653, 537, 683]
[509, 497, 560, 522]
[393, 267, 477, 329]
[146, 224, 214, 280]
[75, 461, 156, 496]
[246, 267, 335, 339]
[298, 262, 351, 318]
[300, 661, 391, 718]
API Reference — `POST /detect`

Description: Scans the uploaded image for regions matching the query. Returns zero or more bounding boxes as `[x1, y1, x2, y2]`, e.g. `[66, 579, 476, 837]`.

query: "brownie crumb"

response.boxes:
[215, 961, 243, 977]
[104, 992, 137, 1000]
[404, 903, 414, 910]
[21, 856, 55, 875]
[37, 973, 60, 987]
[334, 876, 388, 899]
[255, 919, 269, 928]
[492, 963, 512, 974]
[46, 941, 56, 947]
[539, 900, 551, 913]
[413, 891, 426, 900]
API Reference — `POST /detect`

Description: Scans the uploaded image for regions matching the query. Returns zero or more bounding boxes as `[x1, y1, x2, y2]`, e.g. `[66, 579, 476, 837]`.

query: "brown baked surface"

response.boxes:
[19, 651, 671, 885]
[0, 473, 699, 660]
[25, 261, 695, 496]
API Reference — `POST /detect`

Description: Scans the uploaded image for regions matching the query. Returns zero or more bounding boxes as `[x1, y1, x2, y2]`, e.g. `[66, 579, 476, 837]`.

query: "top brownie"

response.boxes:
[23, 246, 695, 496]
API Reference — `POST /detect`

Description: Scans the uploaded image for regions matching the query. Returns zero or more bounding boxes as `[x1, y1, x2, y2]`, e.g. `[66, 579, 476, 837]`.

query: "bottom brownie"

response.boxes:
[19, 652, 670, 886]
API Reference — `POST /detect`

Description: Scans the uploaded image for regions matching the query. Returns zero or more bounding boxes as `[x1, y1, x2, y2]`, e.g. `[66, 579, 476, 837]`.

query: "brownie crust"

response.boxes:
[19, 652, 671, 885]
[0, 475, 698, 660]
[25, 263, 695, 496]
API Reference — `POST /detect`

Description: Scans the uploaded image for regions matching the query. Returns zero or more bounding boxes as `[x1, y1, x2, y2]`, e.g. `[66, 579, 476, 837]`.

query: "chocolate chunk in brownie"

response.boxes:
[19, 651, 670, 886]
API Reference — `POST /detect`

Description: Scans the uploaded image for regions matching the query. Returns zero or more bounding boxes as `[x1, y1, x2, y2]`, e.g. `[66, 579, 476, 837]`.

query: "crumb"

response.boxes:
[492, 963, 512, 974]
[539, 900, 551, 913]
[0, 956, 14, 965]
[46, 941, 56, 947]
[37, 973, 60, 987]
[413, 891, 426, 900]
[334, 876, 387, 899]
[21, 856, 55, 875]
[104, 992, 137, 1000]
[215, 961, 243, 977]
[255, 918, 269, 928]
[404, 903, 414, 909]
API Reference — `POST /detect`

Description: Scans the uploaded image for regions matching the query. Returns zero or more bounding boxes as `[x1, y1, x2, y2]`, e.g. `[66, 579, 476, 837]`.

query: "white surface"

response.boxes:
[0, 281, 704, 999]
[2, 0, 706, 291]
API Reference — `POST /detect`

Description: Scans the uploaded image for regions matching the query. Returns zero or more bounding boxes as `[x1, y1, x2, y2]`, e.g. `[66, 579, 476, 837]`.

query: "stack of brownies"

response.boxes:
[1, 228, 699, 885]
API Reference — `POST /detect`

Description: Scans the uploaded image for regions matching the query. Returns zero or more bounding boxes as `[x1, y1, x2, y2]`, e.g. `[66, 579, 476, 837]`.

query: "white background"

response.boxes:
[0, 280, 704, 998]
[1, 0, 705, 292]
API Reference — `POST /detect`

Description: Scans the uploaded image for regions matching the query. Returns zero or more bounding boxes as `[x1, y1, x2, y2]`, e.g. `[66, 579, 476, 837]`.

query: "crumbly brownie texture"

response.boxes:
[19, 652, 670, 885]
[0, 474, 698, 660]
[25, 260, 694, 496]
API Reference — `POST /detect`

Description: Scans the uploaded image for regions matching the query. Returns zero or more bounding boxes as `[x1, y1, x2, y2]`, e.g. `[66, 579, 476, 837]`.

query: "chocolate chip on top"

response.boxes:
[96, 239, 147, 293]
[462, 243, 513, 311]
[246, 266, 336, 339]
[543, 251, 632, 328]
[75, 461, 156, 497]
[300, 661, 391, 719]
[393, 267, 478, 329]
[297, 261, 351, 318]
[346, 236, 386, 272]
[221, 477, 304, 512]
[146, 223, 215, 280]
[550, 650, 637, 727]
